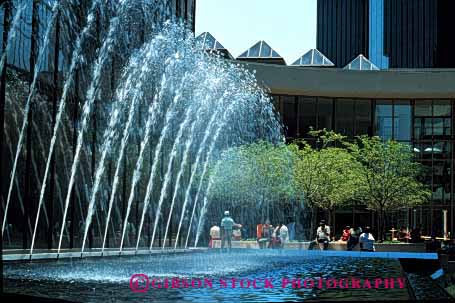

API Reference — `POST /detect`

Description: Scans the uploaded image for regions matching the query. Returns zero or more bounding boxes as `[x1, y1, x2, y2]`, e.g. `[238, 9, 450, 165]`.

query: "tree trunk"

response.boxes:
[330, 208, 336, 239]
[377, 206, 386, 242]
[310, 206, 318, 240]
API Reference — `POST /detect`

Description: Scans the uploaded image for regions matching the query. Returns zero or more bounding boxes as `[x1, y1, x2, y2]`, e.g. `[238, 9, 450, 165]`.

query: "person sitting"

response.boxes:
[209, 225, 220, 248]
[410, 225, 423, 243]
[347, 226, 362, 251]
[256, 223, 265, 248]
[425, 236, 441, 252]
[316, 220, 331, 250]
[397, 226, 410, 242]
[232, 228, 241, 241]
[241, 226, 248, 240]
[271, 225, 281, 248]
[341, 226, 351, 242]
[359, 226, 375, 252]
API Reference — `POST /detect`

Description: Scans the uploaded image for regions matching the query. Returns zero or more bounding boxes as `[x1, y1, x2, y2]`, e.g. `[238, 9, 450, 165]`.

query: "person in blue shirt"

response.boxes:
[221, 211, 238, 249]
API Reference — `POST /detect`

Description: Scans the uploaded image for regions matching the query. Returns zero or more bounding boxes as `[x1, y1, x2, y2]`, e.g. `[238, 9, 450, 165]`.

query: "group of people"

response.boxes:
[210, 212, 378, 252]
[209, 211, 292, 249]
[256, 220, 289, 249]
[317, 220, 376, 252]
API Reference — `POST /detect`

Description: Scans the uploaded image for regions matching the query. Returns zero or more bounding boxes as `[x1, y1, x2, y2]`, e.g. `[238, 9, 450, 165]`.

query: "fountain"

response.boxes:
[2, 0, 282, 255]
[2, 2, 450, 302]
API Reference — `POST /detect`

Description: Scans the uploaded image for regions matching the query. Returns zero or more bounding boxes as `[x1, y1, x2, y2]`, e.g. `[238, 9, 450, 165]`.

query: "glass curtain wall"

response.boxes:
[273, 95, 454, 236]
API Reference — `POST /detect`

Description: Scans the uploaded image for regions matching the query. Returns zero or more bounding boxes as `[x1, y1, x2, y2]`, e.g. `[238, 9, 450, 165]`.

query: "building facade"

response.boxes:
[316, 0, 369, 68]
[317, 0, 455, 69]
[239, 62, 455, 237]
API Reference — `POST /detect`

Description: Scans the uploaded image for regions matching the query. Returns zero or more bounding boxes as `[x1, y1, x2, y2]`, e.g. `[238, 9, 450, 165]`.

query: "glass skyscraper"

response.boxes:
[317, 0, 455, 69]
[369, 0, 389, 69]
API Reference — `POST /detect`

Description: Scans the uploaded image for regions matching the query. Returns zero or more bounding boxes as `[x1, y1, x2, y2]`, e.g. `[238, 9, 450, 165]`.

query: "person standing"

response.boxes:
[264, 220, 274, 248]
[279, 223, 289, 248]
[316, 220, 331, 250]
[359, 226, 376, 252]
[221, 211, 239, 250]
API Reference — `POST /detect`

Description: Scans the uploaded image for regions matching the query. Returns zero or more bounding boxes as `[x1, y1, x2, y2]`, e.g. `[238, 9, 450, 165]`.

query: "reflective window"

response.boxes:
[260, 43, 272, 57]
[291, 49, 334, 66]
[394, 100, 411, 141]
[249, 42, 261, 57]
[414, 100, 451, 140]
[434, 100, 451, 116]
[344, 55, 379, 70]
[238, 41, 283, 59]
[272, 50, 281, 58]
[375, 100, 393, 139]
[415, 100, 432, 116]
[298, 97, 316, 137]
[369, 0, 389, 69]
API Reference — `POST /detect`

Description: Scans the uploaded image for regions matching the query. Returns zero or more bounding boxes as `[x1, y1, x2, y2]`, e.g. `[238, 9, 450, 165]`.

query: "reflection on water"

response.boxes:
[4, 250, 409, 302]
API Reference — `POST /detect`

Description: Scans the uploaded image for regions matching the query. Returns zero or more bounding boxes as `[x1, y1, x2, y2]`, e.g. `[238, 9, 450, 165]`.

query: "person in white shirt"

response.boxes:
[279, 224, 289, 248]
[209, 225, 220, 248]
[359, 226, 376, 252]
[316, 220, 331, 250]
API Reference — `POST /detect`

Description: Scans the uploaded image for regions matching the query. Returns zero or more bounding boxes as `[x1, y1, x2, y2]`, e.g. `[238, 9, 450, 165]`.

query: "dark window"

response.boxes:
[282, 96, 297, 138]
[355, 100, 372, 135]
[335, 99, 355, 137]
[317, 98, 333, 130]
[298, 97, 317, 137]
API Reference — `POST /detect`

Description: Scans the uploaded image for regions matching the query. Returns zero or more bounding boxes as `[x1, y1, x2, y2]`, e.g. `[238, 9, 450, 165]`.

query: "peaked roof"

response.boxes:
[196, 32, 233, 59]
[197, 32, 226, 50]
[237, 41, 283, 59]
[344, 54, 379, 70]
[291, 49, 334, 66]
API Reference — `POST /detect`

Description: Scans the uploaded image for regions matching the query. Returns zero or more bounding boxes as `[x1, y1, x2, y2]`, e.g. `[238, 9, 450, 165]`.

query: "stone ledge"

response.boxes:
[212, 240, 426, 252]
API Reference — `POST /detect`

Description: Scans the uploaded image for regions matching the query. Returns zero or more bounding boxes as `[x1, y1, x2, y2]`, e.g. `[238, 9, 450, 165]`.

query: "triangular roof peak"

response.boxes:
[291, 49, 334, 66]
[344, 54, 379, 70]
[237, 40, 283, 59]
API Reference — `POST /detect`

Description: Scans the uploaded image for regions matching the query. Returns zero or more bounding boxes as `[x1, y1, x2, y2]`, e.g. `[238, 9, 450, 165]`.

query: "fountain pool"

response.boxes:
[3, 249, 414, 302]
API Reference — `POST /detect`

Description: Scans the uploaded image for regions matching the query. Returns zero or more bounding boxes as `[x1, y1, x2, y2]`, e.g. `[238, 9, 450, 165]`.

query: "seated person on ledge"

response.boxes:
[359, 226, 375, 252]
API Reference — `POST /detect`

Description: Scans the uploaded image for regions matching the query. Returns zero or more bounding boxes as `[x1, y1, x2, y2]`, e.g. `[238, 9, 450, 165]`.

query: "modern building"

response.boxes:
[317, 0, 455, 69]
[198, 26, 455, 237]
[0, 0, 196, 73]
[316, 0, 369, 68]
[241, 62, 455, 237]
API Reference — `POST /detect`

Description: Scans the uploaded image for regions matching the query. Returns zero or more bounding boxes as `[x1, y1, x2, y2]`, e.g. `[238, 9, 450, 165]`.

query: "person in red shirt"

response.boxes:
[341, 225, 351, 242]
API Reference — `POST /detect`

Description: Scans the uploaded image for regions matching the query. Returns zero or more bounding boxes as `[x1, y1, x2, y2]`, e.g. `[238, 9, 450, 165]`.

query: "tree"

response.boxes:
[348, 136, 431, 241]
[209, 141, 297, 223]
[292, 130, 362, 239]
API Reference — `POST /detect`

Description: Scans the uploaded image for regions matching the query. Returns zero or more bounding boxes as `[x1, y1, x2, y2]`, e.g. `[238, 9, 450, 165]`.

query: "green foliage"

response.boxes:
[348, 136, 431, 212]
[209, 141, 297, 209]
[208, 130, 429, 237]
[292, 130, 362, 211]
